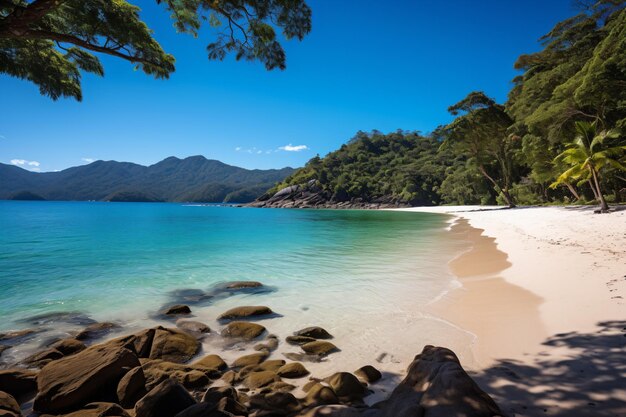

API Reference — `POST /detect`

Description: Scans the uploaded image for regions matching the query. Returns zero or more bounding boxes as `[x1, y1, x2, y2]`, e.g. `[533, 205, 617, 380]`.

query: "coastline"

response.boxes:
[393, 205, 626, 416]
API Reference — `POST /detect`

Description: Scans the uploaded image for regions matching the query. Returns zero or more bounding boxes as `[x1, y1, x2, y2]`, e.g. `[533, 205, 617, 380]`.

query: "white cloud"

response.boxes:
[10, 159, 41, 171]
[278, 144, 308, 152]
[81, 157, 95, 163]
[235, 147, 242, 151]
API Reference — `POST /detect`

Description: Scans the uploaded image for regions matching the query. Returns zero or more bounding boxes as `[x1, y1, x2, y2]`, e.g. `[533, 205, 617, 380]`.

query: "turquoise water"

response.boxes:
[0, 201, 460, 334]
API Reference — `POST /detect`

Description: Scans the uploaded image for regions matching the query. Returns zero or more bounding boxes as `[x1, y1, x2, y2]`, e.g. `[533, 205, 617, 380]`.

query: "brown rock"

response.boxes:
[297, 405, 362, 417]
[222, 321, 266, 340]
[134, 378, 196, 417]
[176, 320, 211, 335]
[218, 306, 273, 321]
[141, 360, 212, 390]
[324, 372, 365, 401]
[172, 403, 216, 417]
[117, 366, 147, 408]
[250, 391, 299, 412]
[243, 371, 280, 389]
[255, 337, 279, 352]
[50, 338, 86, 356]
[233, 352, 268, 368]
[294, 327, 333, 339]
[164, 305, 192, 316]
[354, 365, 381, 383]
[263, 381, 296, 393]
[192, 354, 227, 371]
[0, 329, 36, 343]
[0, 391, 21, 417]
[0, 369, 37, 398]
[285, 336, 316, 346]
[277, 362, 309, 379]
[226, 281, 263, 289]
[201, 386, 238, 404]
[149, 327, 200, 363]
[303, 383, 339, 406]
[283, 352, 323, 363]
[33, 343, 140, 414]
[75, 322, 120, 342]
[62, 402, 131, 417]
[23, 348, 64, 368]
[216, 397, 248, 416]
[301, 341, 339, 356]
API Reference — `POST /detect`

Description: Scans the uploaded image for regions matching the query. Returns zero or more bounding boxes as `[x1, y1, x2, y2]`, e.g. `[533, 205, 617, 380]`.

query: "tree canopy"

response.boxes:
[0, 0, 312, 100]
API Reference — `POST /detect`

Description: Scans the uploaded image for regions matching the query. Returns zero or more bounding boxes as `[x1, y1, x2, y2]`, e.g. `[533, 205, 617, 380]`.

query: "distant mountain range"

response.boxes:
[0, 156, 295, 203]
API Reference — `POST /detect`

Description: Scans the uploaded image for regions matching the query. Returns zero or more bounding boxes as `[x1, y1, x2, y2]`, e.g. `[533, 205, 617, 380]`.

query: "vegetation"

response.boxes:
[265, 1, 626, 210]
[0, 0, 311, 100]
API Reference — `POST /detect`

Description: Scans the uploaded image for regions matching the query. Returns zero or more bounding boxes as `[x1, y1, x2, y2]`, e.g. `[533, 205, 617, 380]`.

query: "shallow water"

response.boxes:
[0, 201, 475, 397]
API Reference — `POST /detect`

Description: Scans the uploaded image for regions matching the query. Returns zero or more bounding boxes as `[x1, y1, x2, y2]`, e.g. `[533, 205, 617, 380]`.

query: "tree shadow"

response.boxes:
[472, 320, 626, 416]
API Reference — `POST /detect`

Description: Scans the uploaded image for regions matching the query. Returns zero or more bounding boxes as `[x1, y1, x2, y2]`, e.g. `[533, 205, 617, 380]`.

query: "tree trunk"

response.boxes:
[565, 182, 581, 201]
[588, 179, 600, 201]
[478, 165, 515, 208]
[590, 167, 609, 211]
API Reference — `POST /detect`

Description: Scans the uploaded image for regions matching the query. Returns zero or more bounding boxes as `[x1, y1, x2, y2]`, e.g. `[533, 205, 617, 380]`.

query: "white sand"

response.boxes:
[393, 205, 626, 416]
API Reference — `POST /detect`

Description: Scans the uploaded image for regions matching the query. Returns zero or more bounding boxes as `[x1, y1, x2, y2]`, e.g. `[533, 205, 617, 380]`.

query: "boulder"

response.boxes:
[149, 327, 200, 363]
[374, 345, 502, 417]
[263, 381, 297, 393]
[0, 391, 21, 417]
[233, 352, 268, 368]
[176, 320, 211, 335]
[0, 369, 37, 398]
[301, 341, 339, 356]
[293, 327, 333, 339]
[164, 305, 192, 316]
[256, 359, 286, 373]
[62, 402, 130, 417]
[277, 362, 309, 378]
[296, 405, 363, 417]
[172, 403, 216, 417]
[218, 306, 273, 321]
[303, 383, 339, 406]
[250, 391, 300, 412]
[285, 336, 316, 346]
[221, 370, 237, 385]
[216, 397, 248, 416]
[222, 321, 266, 340]
[50, 338, 86, 356]
[141, 360, 212, 390]
[192, 354, 227, 371]
[33, 344, 140, 414]
[117, 366, 147, 408]
[201, 386, 238, 404]
[75, 322, 120, 342]
[324, 372, 365, 401]
[134, 378, 196, 417]
[23, 348, 64, 368]
[354, 365, 382, 383]
[243, 371, 280, 389]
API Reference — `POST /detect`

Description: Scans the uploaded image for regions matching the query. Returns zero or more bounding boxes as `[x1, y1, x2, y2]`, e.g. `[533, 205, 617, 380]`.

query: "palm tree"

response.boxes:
[551, 121, 626, 212]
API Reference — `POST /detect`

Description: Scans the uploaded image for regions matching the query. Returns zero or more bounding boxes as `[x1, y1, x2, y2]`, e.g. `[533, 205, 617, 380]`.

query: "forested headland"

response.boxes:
[255, 1, 626, 210]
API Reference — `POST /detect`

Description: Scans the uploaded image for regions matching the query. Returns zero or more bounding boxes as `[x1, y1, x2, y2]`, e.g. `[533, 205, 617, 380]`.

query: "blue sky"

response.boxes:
[0, 0, 575, 172]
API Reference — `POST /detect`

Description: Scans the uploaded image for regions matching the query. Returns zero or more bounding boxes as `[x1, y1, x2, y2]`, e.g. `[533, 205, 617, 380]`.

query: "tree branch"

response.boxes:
[0, 0, 65, 36]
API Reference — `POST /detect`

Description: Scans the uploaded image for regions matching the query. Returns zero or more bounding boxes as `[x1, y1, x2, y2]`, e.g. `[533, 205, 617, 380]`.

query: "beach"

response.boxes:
[394, 205, 626, 416]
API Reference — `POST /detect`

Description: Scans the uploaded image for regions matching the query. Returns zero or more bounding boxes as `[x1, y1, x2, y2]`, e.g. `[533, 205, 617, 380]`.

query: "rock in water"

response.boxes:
[301, 340, 339, 356]
[50, 338, 87, 356]
[134, 378, 196, 417]
[176, 320, 211, 335]
[218, 306, 273, 321]
[34, 344, 140, 414]
[222, 321, 266, 340]
[354, 365, 382, 383]
[375, 345, 503, 417]
[294, 326, 333, 339]
[75, 322, 120, 342]
[226, 281, 263, 289]
[164, 305, 192, 316]
[286, 335, 317, 345]
[277, 362, 309, 378]
[149, 327, 200, 363]
[192, 354, 227, 371]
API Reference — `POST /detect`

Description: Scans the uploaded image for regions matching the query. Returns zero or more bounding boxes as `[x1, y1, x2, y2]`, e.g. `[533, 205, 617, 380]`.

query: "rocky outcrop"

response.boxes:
[0, 369, 37, 398]
[0, 391, 21, 417]
[248, 180, 409, 209]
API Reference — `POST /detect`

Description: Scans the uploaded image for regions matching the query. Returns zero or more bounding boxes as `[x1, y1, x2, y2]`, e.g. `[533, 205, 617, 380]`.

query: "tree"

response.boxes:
[551, 121, 626, 211]
[441, 91, 518, 207]
[0, 0, 312, 100]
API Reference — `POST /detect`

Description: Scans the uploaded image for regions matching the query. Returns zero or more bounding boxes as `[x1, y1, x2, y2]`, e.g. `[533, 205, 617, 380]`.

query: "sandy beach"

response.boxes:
[394, 205, 626, 416]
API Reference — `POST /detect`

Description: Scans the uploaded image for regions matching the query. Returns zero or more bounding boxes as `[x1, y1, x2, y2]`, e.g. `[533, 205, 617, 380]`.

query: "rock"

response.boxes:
[192, 354, 227, 371]
[173, 403, 216, 417]
[221, 371, 237, 385]
[243, 371, 281, 389]
[33, 344, 140, 414]
[263, 381, 296, 393]
[303, 383, 339, 406]
[218, 306, 273, 321]
[149, 327, 200, 363]
[0, 369, 37, 398]
[296, 405, 362, 417]
[141, 360, 212, 390]
[285, 336, 316, 346]
[176, 320, 211, 335]
[62, 402, 131, 417]
[354, 365, 381, 383]
[50, 338, 86, 356]
[233, 352, 268, 368]
[374, 345, 502, 417]
[0, 329, 37, 344]
[134, 378, 196, 417]
[294, 327, 333, 339]
[324, 372, 365, 401]
[0, 391, 21, 417]
[201, 386, 238, 404]
[164, 305, 192, 316]
[0, 345, 10, 358]
[277, 362, 309, 378]
[75, 322, 120, 342]
[250, 391, 300, 412]
[216, 397, 248, 415]
[226, 281, 263, 289]
[117, 366, 147, 408]
[283, 352, 323, 363]
[256, 359, 286, 372]
[301, 341, 339, 356]
[21, 311, 96, 327]
[23, 348, 64, 368]
[255, 337, 279, 352]
[222, 321, 266, 340]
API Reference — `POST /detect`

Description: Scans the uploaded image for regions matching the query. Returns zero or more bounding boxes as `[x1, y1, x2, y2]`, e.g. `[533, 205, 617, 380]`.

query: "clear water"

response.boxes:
[0, 201, 474, 381]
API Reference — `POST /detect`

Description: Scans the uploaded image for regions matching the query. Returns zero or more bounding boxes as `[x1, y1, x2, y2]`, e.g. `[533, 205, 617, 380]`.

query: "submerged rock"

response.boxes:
[225, 281, 263, 289]
[222, 321, 266, 340]
[176, 320, 211, 335]
[294, 327, 333, 340]
[164, 305, 192, 316]
[218, 305, 274, 321]
[20, 311, 96, 327]
[75, 322, 120, 342]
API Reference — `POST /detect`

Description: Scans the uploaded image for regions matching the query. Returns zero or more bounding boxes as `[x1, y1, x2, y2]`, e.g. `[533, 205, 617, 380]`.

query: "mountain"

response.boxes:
[0, 156, 295, 203]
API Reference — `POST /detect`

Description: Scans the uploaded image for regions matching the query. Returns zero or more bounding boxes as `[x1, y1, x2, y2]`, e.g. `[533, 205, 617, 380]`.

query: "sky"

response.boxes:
[0, 0, 576, 172]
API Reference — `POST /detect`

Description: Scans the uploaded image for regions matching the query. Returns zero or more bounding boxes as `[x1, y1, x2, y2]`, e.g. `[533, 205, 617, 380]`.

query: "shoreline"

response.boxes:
[392, 205, 626, 416]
